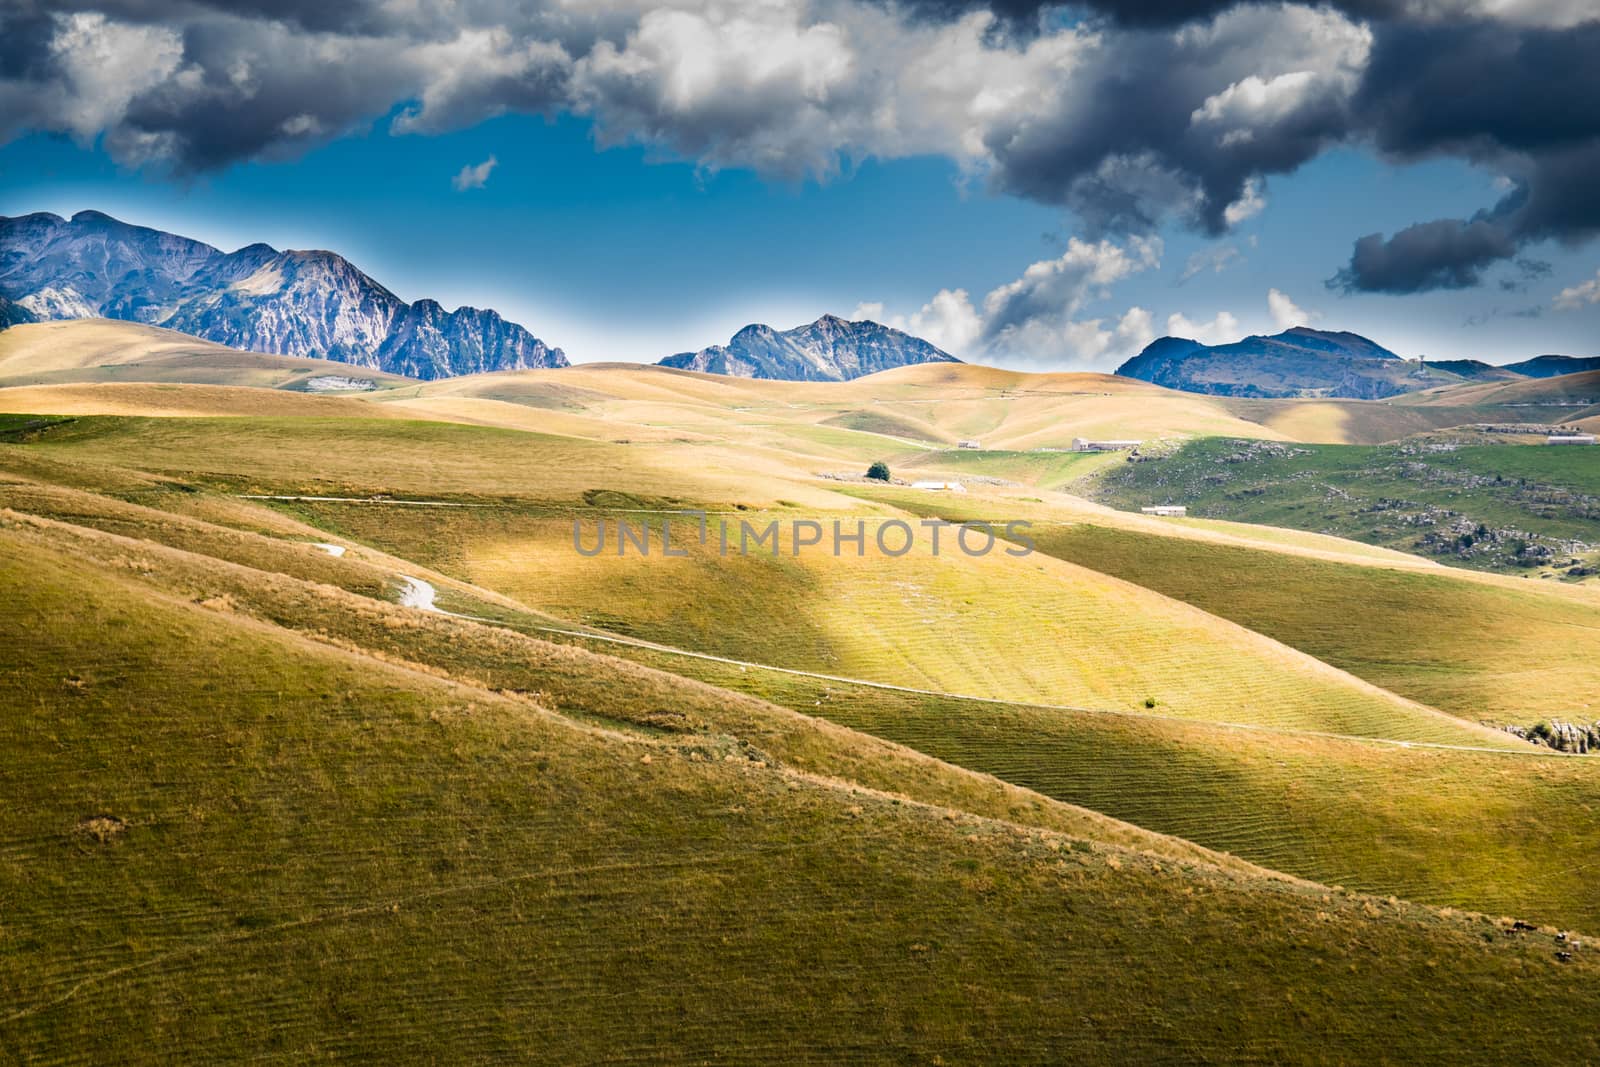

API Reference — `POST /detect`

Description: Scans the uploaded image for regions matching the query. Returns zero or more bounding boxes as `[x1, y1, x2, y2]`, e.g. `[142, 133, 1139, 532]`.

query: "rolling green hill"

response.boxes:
[10, 470, 1600, 1061]
[8, 355, 1600, 1062]
[1086, 437, 1600, 574]
[865, 489, 1600, 725]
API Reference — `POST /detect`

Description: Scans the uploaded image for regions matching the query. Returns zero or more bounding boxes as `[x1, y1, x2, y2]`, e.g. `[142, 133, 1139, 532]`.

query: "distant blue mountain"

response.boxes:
[661, 314, 959, 382]
[1502, 355, 1600, 379]
[0, 210, 566, 379]
[1116, 326, 1450, 399]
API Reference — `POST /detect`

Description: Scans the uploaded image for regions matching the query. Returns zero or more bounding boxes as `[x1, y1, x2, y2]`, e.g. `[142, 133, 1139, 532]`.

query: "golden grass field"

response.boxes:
[5, 319, 1600, 1061]
[0, 319, 414, 391]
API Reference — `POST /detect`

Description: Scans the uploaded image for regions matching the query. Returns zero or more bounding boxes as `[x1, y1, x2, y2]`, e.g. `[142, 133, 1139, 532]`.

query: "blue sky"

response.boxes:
[3, 3, 1598, 368]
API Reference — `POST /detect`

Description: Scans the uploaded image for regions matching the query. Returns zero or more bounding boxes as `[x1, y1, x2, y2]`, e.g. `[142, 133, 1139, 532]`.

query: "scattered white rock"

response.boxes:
[304, 375, 378, 393]
[396, 576, 439, 612]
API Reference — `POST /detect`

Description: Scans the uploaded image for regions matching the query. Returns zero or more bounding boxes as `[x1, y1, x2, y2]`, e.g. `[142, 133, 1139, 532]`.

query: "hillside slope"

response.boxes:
[0, 319, 418, 392]
[1088, 436, 1600, 574]
[9, 472, 1600, 1060]
[9, 431, 1600, 935]
[1399, 369, 1600, 416]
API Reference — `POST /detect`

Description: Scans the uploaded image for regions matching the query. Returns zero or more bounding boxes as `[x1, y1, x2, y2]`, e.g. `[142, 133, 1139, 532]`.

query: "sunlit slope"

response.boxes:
[0, 409, 1537, 746]
[10, 449, 1600, 940]
[1014, 522, 1600, 725]
[552, 638, 1600, 934]
[1398, 369, 1600, 415]
[866, 486, 1600, 724]
[394, 361, 1291, 456]
[285, 500, 1520, 748]
[0, 318, 414, 390]
[38, 467, 1595, 932]
[0, 381, 412, 419]
[858, 480, 1439, 567]
[12, 521, 1600, 1060]
[0, 498, 1242, 872]
[0, 412, 858, 509]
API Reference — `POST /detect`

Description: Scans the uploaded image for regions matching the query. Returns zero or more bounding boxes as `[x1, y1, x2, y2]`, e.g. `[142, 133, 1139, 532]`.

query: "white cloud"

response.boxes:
[1553, 270, 1600, 311]
[1223, 178, 1268, 228]
[1433, 0, 1600, 28]
[1167, 310, 1242, 345]
[1192, 70, 1323, 134]
[451, 155, 498, 191]
[1180, 243, 1242, 283]
[280, 113, 323, 137]
[855, 236, 1170, 368]
[978, 237, 1163, 363]
[571, 5, 865, 180]
[47, 13, 185, 141]
[1267, 287, 1319, 329]
[982, 237, 1162, 332]
[395, 30, 571, 136]
[851, 288, 983, 356]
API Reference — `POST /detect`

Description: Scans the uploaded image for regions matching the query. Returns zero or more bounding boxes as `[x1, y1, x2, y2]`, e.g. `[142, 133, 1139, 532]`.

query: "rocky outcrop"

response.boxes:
[0, 294, 34, 328]
[0, 210, 566, 379]
[1502, 720, 1600, 753]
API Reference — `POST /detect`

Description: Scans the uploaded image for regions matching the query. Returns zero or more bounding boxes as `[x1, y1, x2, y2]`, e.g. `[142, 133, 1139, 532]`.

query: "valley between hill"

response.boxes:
[3, 320, 1600, 1061]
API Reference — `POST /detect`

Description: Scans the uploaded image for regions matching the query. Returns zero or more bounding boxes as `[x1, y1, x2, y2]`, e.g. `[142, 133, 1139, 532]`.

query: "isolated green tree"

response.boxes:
[866, 461, 890, 482]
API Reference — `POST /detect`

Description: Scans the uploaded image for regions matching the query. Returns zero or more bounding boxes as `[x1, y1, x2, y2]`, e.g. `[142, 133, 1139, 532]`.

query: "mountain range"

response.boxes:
[3, 211, 1594, 392]
[1118, 327, 1449, 399]
[660, 315, 960, 381]
[1502, 355, 1600, 379]
[0, 211, 566, 379]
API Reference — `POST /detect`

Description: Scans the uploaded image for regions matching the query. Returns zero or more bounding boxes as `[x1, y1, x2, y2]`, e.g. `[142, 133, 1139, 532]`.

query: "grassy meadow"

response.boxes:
[1088, 436, 1600, 573]
[6, 320, 1600, 1061]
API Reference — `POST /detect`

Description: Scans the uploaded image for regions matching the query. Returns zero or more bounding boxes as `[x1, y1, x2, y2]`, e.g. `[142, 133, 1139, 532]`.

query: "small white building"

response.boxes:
[1547, 434, 1597, 446]
[1141, 505, 1187, 517]
[911, 480, 967, 492]
[1072, 437, 1144, 452]
[957, 439, 981, 449]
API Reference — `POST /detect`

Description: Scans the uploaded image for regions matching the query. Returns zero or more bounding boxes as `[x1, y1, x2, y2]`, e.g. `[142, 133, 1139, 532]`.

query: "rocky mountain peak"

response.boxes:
[659, 314, 959, 382]
[0, 210, 567, 379]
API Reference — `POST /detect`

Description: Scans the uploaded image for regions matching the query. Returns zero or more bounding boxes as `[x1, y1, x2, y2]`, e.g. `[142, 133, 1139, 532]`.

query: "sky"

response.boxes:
[2, 0, 1598, 369]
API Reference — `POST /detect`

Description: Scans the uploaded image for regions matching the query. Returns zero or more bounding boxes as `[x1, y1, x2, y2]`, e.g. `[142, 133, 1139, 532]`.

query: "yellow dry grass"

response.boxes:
[445, 511, 1521, 746]
[395, 361, 1291, 461]
[0, 381, 408, 419]
[0, 319, 412, 390]
[9, 505, 1600, 1063]
[1399, 370, 1600, 409]
[1236, 400, 1354, 443]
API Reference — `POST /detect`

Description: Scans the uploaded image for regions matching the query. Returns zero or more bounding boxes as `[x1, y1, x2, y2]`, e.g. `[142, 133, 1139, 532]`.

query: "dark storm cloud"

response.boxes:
[1332, 215, 1520, 293]
[5, 0, 399, 34]
[0, 9, 62, 80]
[112, 17, 419, 170]
[1357, 18, 1600, 158]
[1330, 18, 1600, 293]
[5, 0, 1600, 295]
[1, 2, 574, 173]
[893, 0, 1409, 28]
[977, 5, 1366, 235]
